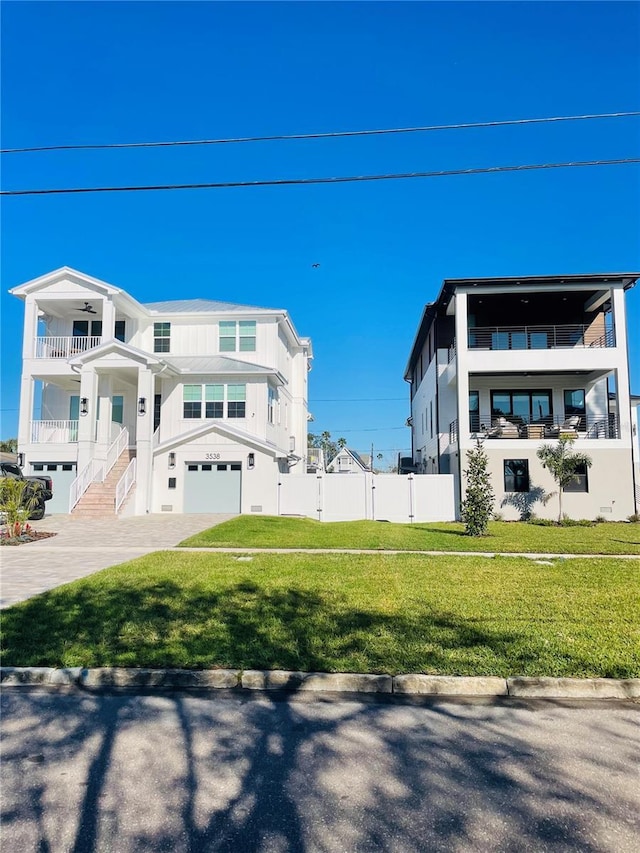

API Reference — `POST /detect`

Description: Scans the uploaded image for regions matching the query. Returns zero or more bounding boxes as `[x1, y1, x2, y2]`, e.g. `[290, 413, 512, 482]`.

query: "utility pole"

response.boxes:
[370, 442, 374, 472]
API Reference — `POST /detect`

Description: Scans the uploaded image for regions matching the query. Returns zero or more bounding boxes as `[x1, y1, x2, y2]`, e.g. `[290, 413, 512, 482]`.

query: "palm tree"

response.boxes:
[536, 438, 592, 523]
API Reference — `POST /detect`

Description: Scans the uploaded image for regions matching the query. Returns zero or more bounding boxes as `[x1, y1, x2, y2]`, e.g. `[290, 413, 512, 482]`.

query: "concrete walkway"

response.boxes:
[172, 546, 640, 559]
[0, 514, 234, 609]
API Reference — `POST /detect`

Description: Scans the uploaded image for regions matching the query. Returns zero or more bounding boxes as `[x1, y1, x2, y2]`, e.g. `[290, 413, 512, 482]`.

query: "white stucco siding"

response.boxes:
[410, 352, 439, 471]
[479, 446, 635, 521]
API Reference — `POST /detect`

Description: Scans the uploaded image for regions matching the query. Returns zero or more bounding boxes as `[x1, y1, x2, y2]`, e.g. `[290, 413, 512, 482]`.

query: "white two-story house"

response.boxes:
[405, 273, 639, 521]
[10, 267, 312, 516]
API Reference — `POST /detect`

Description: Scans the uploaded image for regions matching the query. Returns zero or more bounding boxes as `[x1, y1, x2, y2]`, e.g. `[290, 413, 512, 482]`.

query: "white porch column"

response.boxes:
[611, 287, 632, 447]
[101, 298, 116, 342]
[77, 367, 98, 471]
[96, 373, 114, 459]
[17, 375, 35, 450]
[134, 367, 155, 514]
[22, 297, 39, 358]
[454, 291, 470, 447]
[453, 291, 470, 514]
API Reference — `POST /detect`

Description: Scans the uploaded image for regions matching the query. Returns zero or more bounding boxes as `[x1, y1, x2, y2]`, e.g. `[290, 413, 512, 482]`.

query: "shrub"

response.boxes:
[628, 513, 640, 524]
[460, 443, 495, 536]
[0, 478, 36, 538]
[594, 515, 608, 524]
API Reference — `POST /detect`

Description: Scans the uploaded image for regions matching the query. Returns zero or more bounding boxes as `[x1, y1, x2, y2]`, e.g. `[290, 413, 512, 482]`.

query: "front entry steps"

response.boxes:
[72, 450, 136, 518]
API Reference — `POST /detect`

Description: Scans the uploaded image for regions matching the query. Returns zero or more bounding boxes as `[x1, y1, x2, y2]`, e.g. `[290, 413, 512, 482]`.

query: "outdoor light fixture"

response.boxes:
[80, 397, 89, 416]
[168, 452, 176, 469]
[17, 453, 24, 468]
[247, 452, 255, 469]
[138, 397, 147, 416]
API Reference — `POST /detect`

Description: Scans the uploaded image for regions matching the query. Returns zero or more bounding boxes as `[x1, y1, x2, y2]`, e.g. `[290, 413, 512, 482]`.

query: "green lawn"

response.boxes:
[179, 515, 640, 555]
[2, 551, 638, 677]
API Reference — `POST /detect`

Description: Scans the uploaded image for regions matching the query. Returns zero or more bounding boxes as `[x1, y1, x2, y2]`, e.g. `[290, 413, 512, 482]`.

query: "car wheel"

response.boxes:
[29, 500, 45, 521]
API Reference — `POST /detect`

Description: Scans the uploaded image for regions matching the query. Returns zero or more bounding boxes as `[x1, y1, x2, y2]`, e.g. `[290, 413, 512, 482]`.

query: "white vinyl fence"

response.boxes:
[278, 473, 455, 523]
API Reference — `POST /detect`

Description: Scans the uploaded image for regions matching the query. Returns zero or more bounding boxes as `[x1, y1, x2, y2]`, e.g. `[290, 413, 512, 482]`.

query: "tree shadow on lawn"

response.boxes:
[0, 578, 625, 676]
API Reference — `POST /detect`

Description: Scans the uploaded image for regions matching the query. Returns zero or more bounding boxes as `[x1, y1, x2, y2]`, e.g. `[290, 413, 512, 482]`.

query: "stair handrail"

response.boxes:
[69, 459, 103, 512]
[115, 457, 137, 513]
[101, 426, 129, 481]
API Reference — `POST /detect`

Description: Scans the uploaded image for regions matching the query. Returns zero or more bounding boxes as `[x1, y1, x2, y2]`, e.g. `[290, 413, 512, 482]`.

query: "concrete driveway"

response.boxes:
[0, 513, 234, 609]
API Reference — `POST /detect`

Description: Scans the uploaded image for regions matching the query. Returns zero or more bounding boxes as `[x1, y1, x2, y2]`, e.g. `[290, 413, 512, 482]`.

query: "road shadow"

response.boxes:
[2, 689, 639, 852]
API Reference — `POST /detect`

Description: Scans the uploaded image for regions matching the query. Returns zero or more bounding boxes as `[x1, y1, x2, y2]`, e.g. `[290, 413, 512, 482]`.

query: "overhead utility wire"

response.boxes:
[2, 111, 638, 155]
[2, 157, 638, 197]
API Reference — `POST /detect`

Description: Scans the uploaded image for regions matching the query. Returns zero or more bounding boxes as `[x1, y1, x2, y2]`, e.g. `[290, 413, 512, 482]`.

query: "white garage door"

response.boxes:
[31, 462, 77, 514]
[183, 462, 242, 514]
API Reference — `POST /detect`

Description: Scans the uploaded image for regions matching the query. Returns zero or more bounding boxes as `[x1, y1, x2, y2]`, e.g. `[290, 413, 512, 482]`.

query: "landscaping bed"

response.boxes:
[0, 529, 57, 546]
[178, 515, 640, 555]
[2, 551, 638, 677]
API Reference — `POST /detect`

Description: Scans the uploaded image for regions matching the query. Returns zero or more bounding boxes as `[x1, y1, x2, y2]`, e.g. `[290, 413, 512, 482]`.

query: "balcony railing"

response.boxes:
[31, 420, 79, 443]
[468, 325, 615, 351]
[478, 414, 619, 441]
[35, 336, 102, 358]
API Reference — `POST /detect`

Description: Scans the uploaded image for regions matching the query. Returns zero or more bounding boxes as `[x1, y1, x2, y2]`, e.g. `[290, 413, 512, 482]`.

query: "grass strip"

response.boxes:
[2, 552, 638, 677]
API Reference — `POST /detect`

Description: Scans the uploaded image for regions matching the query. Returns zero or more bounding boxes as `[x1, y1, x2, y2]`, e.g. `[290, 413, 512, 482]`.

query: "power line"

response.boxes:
[2, 157, 638, 197]
[313, 397, 406, 402]
[325, 427, 408, 433]
[2, 110, 638, 155]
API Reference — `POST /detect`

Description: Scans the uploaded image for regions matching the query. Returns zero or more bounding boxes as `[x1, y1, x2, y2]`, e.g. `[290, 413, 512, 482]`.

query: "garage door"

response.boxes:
[183, 462, 242, 513]
[31, 462, 77, 514]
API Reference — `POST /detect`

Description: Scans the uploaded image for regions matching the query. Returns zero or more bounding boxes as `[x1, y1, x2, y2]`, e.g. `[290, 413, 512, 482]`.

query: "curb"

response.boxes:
[1, 668, 639, 699]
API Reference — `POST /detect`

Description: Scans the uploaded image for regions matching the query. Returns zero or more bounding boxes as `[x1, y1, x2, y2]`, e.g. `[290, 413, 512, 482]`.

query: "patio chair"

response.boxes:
[544, 415, 581, 439]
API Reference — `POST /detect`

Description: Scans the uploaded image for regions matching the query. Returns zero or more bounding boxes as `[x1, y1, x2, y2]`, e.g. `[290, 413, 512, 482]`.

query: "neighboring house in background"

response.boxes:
[325, 448, 371, 473]
[10, 267, 312, 516]
[404, 273, 639, 521]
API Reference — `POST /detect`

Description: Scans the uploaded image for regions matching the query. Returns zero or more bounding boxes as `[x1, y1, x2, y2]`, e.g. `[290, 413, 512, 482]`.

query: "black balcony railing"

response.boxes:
[468, 325, 615, 351]
[478, 413, 619, 440]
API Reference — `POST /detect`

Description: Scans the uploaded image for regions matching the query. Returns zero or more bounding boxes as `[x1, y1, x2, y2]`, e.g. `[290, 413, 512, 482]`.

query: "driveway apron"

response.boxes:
[0, 514, 234, 608]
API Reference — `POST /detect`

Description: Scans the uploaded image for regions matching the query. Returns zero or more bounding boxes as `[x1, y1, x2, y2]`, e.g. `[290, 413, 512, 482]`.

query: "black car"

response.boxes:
[0, 462, 54, 520]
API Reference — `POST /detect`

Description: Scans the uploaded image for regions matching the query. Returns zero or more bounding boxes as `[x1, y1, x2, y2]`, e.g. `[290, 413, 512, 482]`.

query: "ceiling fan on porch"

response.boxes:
[76, 302, 97, 314]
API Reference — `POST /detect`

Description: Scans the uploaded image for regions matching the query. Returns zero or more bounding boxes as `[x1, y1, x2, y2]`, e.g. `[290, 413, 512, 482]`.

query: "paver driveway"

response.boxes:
[0, 513, 234, 608]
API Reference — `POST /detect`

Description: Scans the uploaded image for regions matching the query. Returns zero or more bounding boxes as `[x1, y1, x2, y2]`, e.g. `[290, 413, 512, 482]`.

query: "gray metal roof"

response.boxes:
[162, 355, 275, 375]
[143, 298, 281, 314]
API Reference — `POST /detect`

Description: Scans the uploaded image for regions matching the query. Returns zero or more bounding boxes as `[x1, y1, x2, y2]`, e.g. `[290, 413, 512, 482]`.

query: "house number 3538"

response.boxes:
[205, 453, 221, 461]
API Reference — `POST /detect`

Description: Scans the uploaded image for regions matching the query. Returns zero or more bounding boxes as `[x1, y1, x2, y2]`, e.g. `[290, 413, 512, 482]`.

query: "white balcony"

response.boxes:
[31, 420, 79, 443]
[35, 336, 102, 358]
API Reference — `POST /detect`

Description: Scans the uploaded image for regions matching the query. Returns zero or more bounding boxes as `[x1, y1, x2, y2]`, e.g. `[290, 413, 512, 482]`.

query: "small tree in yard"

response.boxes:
[536, 437, 592, 523]
[461, 442, 495, 536]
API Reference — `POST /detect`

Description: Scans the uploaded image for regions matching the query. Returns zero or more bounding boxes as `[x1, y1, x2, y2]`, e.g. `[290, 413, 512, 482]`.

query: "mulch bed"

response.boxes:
[0, 531, 57, 546]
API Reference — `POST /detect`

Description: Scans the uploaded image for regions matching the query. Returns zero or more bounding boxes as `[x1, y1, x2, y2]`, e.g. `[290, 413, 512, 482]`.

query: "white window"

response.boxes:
[183, 383, 246, 419]
[154, 322, 170, 353]
[268, 387, 277, 424]
[219, 321, 256, 352]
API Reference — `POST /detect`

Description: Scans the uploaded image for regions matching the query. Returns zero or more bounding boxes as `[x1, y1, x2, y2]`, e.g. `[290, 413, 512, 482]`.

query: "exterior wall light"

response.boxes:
[247, 452, 255, 469]
[80, 397, 89, 416]
[138, 397, 147, 416]
[168, 452, 176, 469]
[17, 453, 24, 468]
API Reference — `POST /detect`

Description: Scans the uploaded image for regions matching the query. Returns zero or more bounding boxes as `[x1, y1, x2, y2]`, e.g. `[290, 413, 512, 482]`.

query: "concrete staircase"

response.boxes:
[72, 450, 136, 518]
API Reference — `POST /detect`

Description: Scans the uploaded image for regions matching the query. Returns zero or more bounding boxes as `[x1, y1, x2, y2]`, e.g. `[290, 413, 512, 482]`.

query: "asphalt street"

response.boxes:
[1, 690, 639, 852]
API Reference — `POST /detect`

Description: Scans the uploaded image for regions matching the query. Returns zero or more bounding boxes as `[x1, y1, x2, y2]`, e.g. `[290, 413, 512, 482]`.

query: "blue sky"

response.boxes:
[2, 1, 639, 464]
